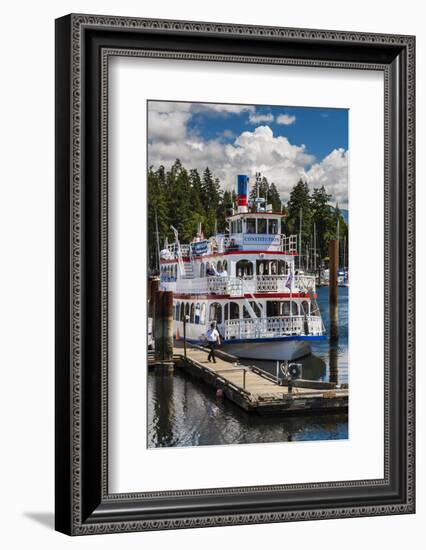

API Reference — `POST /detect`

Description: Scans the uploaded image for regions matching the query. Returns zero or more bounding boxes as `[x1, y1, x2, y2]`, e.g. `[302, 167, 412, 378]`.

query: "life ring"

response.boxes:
[288, 363, 301, 379]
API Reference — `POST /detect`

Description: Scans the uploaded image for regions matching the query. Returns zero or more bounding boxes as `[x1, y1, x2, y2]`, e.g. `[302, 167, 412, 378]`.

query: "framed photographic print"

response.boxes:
[55, 14, 415, 535]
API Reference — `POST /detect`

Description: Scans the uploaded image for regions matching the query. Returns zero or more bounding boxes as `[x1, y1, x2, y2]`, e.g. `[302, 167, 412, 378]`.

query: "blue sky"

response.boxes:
[148, 101, 349, 207]
[188, 104, 348, 168]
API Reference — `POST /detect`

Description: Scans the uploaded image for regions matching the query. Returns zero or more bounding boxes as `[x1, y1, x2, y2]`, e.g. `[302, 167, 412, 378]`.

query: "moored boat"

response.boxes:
[159, 174, 326, 360]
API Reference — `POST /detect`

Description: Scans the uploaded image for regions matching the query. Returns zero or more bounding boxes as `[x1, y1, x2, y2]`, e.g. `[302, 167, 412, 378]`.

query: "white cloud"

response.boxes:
[248, 112, 274, 124]
[147, 103, 348, 206]
[148, 101, 192, 114]
[147, 110, 191, 143]
[276, 113, 296, 125]
[195, 103, 254, 115]
[219, 129, 236, 139]
[305, 148, 349, 207]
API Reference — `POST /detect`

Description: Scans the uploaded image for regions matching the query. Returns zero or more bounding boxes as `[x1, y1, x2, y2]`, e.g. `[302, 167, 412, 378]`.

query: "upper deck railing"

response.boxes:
[162, 274, 316, 295]
[164, 233, 298, 258]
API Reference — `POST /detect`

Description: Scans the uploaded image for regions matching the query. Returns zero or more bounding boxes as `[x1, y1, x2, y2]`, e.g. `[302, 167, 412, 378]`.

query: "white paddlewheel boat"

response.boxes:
[159, 174, 326, 360]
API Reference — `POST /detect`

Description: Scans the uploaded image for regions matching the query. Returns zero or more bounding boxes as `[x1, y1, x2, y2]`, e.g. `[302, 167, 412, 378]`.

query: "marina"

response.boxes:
[148, 170, 349, 447]
[148, 285, 349, 447]
[157, 173, 326, 361]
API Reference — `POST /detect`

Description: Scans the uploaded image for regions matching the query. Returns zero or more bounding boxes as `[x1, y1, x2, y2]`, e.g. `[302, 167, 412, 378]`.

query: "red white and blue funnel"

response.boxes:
[237, 174, 249, 213]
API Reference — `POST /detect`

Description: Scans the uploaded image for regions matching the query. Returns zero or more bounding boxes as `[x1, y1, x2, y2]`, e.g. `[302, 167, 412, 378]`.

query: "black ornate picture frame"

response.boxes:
[55, 14, 415, 535]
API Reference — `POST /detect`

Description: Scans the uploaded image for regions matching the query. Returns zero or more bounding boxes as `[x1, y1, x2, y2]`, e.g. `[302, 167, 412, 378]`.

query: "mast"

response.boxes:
[336, 216, 340, 267]
[343, 235, 346, 271]
[155, 209, 161, 272]
[299, 207, 302, 271]
[313, 222, 317, 275]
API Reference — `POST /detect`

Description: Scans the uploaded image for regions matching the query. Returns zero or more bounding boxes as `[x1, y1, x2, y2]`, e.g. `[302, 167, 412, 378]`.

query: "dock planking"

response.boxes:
[150, 346, 348, 415]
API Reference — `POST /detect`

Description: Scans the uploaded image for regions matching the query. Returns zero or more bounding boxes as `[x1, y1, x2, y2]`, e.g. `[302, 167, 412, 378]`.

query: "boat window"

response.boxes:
[180, 303, 185, 321]
[237, 219, 243, 233]
[209, 302, 222, 324]
[223, 260, 227, 271]
[225, 302, 240, 320]
[200, 262, 205, 278]
[268, 218, 278, 234]
[266, 301, 298, 317]
[185, 303, 190, 319]
[175, 302, 180, 320]
[246, 219, 256, 234]
[278, 260, 287, 275]
[195, 303, 200, 324]
[257, 260, 270, 275]
[301, 300, 310, 316]
[243, 301, 262, 318]
[281, 302, 290, 316]
[190, 303, 195, 323]
[200, 303, 206, 324]
[257, 218, 267, 234]
[266, 301, 281, 317]
[236, 260, 253, 277]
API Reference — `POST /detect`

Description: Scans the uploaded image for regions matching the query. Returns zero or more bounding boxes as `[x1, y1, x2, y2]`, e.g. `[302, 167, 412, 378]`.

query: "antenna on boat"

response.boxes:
[254, 171, 266, 212]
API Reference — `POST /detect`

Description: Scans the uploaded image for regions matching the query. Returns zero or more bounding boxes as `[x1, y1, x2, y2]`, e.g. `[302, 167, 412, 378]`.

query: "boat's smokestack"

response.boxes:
[237, 175, 249, 213]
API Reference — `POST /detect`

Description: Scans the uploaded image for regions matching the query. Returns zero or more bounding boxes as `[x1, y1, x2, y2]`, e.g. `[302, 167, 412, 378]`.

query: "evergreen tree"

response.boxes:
[147, 161, 349, 273]
[201, 167, 222, 235]
[147, 165, 168, 272]
[310, 186, 334, 261]
[189, 168, 203, 215]
[268, 181, 282, 213]
[248, 176, 282, 213]
[285, 180, 313, 256]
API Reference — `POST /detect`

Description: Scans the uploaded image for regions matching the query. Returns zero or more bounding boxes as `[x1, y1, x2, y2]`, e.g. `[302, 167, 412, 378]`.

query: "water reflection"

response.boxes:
[147, 286, 348, 448]
[148, 369, 348, 448]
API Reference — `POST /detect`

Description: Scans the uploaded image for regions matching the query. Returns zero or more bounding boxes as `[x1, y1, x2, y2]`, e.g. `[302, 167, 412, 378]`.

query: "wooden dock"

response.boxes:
[150, 346, 348, 415]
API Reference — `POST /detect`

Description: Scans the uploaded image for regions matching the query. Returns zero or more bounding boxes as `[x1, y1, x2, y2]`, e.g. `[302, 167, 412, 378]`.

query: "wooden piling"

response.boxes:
[329, 239, 339, 343]
[162, 291, 174, 362]
[329, 346, 339, 385]
[154, 290, 164, 360]
[148, 277, 160, 320]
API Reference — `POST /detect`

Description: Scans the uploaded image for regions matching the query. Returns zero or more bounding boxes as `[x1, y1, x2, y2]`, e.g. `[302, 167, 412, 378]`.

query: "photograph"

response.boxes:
[147, 100, 349, 448]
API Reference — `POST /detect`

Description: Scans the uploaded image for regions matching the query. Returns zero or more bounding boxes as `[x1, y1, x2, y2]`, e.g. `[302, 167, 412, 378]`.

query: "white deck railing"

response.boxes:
[166, 234, 298, 255]
[168, 274, 316, 295]
[223, 315, 324, 340]
[242, 274, 315, 293]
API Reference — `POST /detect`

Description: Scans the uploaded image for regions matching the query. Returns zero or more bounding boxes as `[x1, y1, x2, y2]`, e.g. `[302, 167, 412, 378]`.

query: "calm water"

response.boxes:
[147, 286, 348, 448]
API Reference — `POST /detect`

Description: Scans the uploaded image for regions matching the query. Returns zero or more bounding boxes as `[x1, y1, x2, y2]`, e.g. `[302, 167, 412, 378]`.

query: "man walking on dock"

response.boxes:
[206, 323, 221, 363]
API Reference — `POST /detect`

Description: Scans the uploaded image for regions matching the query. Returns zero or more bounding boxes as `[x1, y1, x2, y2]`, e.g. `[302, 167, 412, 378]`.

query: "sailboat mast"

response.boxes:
[155, 209, 161, 273]
[313, 222, 317, 274]
[299, 207, 302, 271]
[343, 235, 346, 270]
